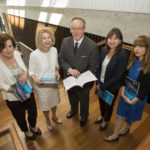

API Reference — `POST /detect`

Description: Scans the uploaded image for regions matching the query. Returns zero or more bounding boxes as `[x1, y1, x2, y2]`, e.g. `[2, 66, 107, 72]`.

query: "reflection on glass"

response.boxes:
[0, 123, 24, 150]
[0, 133, 15, 150]
[15, 16, 19, 27]
[19, 18, 25, 29]
[14, 9, 19, 16]
[7, 0, 25, 6]
[53, 0, 69, 8]
[7, 9, 25, 18]
[38, 12, 47, 22]
[10, 15, 15, 26]
[0, 16, 6, 33]
[42, 0, 50, 7]
[49, 13, 62, 25]
[19, 10, 25, 17]
[7, 9, 14, 15]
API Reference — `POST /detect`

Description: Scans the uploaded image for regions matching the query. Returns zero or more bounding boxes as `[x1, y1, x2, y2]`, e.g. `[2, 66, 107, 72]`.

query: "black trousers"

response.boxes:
[67, 82, 94, 119]
[6, 93, 37, 132]
[99, 89, 119, 122]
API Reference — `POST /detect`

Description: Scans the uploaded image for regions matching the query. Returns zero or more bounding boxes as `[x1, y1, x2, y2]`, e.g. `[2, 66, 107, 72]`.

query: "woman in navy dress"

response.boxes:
[105, 35, 150, 142]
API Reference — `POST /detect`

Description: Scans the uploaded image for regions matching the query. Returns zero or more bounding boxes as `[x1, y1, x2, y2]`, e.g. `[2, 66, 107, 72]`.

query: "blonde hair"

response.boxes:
[127, 35, 150, 74]
[35, 27, 55, 51]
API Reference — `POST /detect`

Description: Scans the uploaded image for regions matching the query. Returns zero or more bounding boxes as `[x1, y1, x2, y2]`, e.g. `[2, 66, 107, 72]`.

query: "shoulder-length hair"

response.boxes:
[105, 28, 123, 55]
[0, 33, 16, 53]
[35, 27, 55, 51]
[127, 35, 150, 74]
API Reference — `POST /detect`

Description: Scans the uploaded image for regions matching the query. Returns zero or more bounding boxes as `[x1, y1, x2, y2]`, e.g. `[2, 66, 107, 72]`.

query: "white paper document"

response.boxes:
[63, 70, 97, 91]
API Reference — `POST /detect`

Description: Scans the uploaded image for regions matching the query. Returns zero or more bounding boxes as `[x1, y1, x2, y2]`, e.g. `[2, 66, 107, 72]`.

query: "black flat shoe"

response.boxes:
[25, 132, 36, 140]
[66, 111, 77, 118]
[99, 123, 108, 131]
[94, 118, 103, 124]
[80, 118, 87, 127]
[30, 127, 42, 135]
[119, 129, 130, 136]
[104, 136, 119, 142]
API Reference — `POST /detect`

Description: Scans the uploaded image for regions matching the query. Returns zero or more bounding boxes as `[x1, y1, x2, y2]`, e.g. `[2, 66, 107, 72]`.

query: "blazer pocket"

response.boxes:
[80, 56, 88, 58]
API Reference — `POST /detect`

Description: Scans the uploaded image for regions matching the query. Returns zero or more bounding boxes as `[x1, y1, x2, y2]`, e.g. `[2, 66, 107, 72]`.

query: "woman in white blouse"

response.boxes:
[95, 28, 127, 131]
[0, 33, 41, 140]
[29, 27, 61, 130]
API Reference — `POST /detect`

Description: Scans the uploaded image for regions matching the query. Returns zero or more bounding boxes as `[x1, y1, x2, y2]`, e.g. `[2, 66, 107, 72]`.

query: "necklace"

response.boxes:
[1, 57, 16, 68]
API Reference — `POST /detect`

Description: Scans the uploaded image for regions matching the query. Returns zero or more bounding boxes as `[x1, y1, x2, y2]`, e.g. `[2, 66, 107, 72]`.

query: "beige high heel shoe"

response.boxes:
[52, 117, 62, 124]
[47, 125, 53, 130]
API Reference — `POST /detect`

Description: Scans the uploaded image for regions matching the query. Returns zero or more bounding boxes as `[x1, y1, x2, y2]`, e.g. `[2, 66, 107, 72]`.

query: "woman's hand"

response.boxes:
[8, 88, 12, 93]
[96, 85, 101, 92]
[26, 94, 31, 99]
[55, 71, 60, 80]
[34, 78, 43, 84]
[123, 96, 132, 104]
[121, 86, 139, 105]
[123, 95, 139, 105]
[121, 86, 125, 98]
[30, 74, 43, 85]
[19, 71, 27, 85]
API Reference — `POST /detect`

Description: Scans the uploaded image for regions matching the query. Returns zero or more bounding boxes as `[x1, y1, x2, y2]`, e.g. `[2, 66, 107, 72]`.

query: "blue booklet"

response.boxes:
[21, 82, 32, 94]
[11, 81, 32, 102]
[124, 76, 140, 101]
[40, 77, 58, 84]
[102, 90, 114, 106]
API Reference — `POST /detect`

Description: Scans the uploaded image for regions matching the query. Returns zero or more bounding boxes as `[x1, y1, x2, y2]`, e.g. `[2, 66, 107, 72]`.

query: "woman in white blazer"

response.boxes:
[0, 33, 41, 140]
[29, 27, 61, 130]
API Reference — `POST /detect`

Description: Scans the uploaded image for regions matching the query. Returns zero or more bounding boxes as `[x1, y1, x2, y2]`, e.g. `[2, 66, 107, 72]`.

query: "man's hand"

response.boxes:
[68, 68, 80, 78]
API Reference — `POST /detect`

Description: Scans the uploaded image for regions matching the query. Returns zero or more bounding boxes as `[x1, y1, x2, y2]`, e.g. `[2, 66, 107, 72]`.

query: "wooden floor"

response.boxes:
[0, 83, 150, 150]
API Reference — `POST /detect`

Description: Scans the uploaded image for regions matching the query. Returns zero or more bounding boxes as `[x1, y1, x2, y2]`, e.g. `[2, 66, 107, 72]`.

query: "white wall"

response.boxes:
[0, 0, 150, 44]
[4, 0, 150, 14]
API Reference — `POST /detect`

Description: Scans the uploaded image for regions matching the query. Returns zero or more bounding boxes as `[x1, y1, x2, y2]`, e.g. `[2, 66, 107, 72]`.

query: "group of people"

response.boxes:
[0, 17, 150, 143]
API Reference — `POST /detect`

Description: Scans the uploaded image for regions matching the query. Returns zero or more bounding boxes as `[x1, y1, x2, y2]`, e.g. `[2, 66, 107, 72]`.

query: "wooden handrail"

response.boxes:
[97, 39, 133, 51]
[97, 39, 105, 46]
[17, 42, 34, 52]
[2, 13, 13, 36]
[0, 122, 25, 150]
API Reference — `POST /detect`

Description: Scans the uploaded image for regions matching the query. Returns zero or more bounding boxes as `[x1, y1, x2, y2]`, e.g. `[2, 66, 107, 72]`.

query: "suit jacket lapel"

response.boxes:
[68, 37, 75, 58]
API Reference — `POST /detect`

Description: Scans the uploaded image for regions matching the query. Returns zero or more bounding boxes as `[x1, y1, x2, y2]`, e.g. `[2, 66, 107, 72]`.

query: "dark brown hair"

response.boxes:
[105, 28, 123, 55]
[0, 33, 16, 52]
[127, 35, 150, 74]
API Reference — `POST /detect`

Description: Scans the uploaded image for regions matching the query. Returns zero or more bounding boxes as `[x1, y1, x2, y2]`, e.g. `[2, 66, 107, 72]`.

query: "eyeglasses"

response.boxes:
[71, 27, 84, 31]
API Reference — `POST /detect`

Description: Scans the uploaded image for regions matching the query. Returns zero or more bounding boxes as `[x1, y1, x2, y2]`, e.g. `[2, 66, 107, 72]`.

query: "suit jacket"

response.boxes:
[96, 47, 128, 91]
[58, 36, 99, 77]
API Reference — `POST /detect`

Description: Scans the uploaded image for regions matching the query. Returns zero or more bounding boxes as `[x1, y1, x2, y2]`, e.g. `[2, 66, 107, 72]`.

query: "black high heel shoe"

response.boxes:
[104, 136, 119, 142]
[99, 123, 108, 131]
[29, 127, 41, 135]
[94, 118, 103, 124]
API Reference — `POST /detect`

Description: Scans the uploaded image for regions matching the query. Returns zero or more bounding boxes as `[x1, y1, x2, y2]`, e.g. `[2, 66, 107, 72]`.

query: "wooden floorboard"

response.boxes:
[0, 83, 150, 150]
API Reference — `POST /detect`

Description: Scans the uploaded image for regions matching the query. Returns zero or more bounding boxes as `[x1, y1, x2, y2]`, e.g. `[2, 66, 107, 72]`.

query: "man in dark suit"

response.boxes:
[58, 17, 99, 126]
